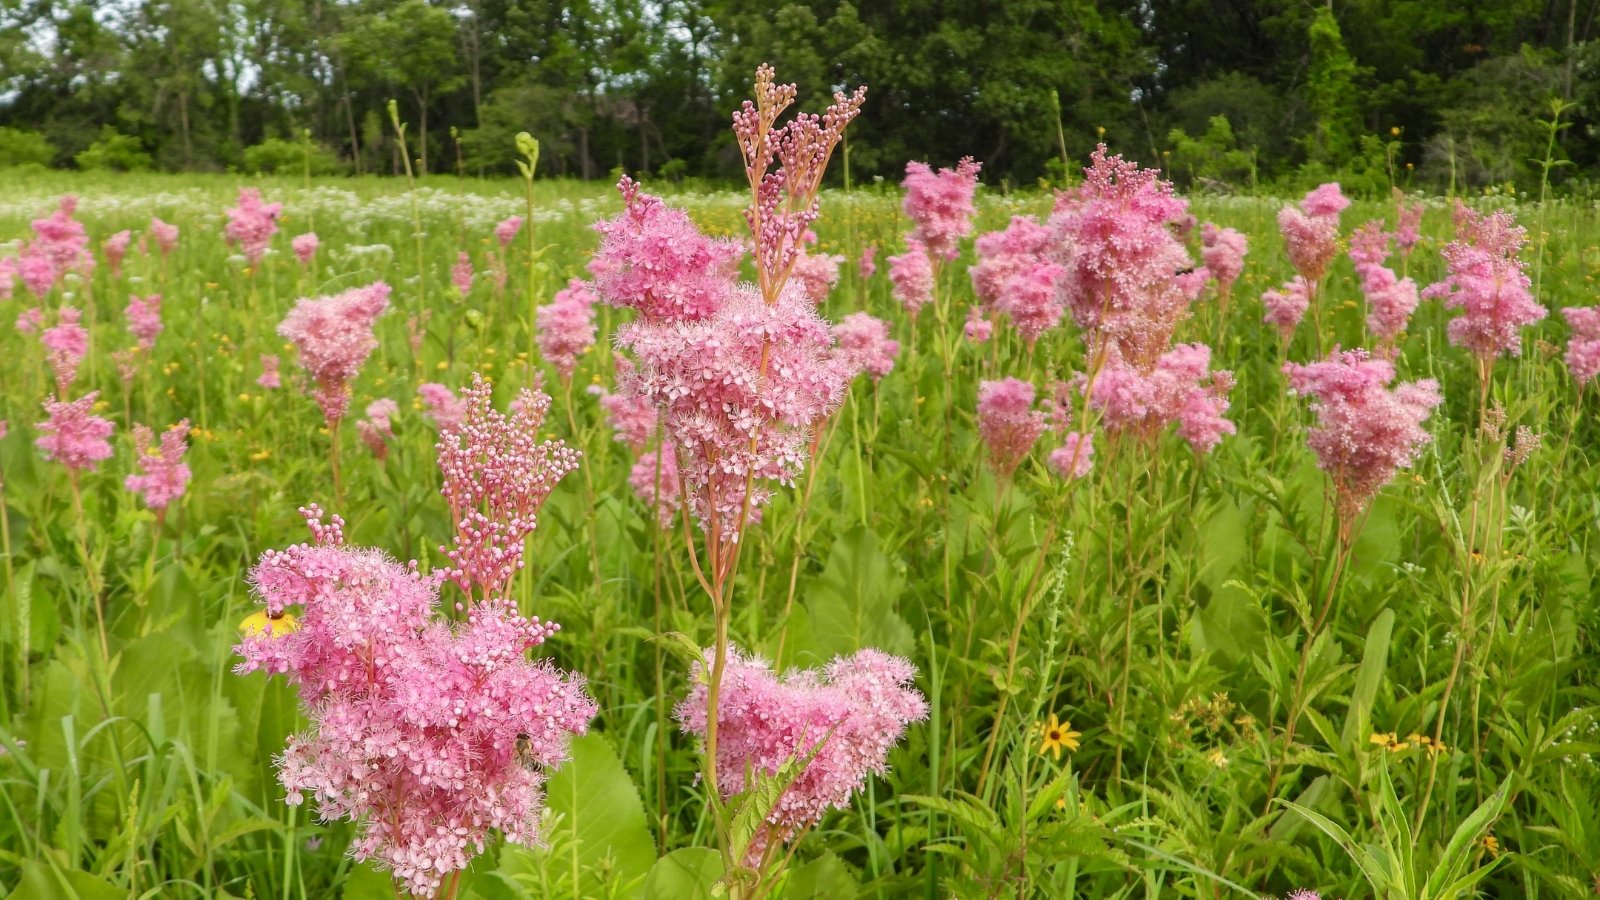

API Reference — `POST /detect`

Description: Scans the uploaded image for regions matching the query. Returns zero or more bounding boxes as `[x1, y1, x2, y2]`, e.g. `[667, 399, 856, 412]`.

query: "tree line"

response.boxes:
[1, 0, 1597, 192]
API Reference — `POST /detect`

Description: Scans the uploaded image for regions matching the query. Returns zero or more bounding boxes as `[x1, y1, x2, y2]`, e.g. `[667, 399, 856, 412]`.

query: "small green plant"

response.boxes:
[74, 126, 152, 171]
[0, 127, 55, 168]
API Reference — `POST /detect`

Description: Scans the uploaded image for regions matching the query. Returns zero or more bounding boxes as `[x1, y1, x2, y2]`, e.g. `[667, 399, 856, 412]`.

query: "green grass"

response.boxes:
[2, 170, 1599, 899]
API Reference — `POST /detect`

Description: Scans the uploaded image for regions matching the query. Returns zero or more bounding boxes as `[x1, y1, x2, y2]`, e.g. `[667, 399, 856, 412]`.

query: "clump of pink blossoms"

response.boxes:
[1421, 201, 1545, 364]
[976, 378, 1047, 479]
[451, 252, 473, 296]
[589, 180, 742, 321]
[17, 248, 55, 299]
[41, 307, 89, 393]
[224, 188, 283, 265]
[1562, 306, 1600, 388]
[357, 399, 399, 459]
[1262, 277, 1312, 341]
[258, 354, 282, 389]
[594, 358, 658, 449]
[887, 238, 935, 318]
[1283, 348, 1442, 527]
[1347, 221, 1419, 345]
[291, 232, 319, 266]
[676, 646, 927, 864]
[858, 244, 876, 279]
[964, 306, 993, 343]
[436, 374, 581, 599]
[235, 506, 595, 899]
[832, 312, 899, 382]
[901, 157, 981, 260]
[147, 217, 179, 256]
[419, 382, 467, 433]
[103, 230, 132, 274]
[1087, 344, 1236, 454]
[126, 294, 163, 351]
[970, 215, 1066, 345]
[1047, 431, 1095, 480]
[31, 195, 93, 278]
[495, 215, 523, 247]
[1049, 145, 1209, 368]
[535, 279, 598, 381]
[1200, 223, 1248, 300]
[277, 281, 391, 423]
[1277, 182, 1348, 284]
[628, 445, 681, 529]
[125, 420, 191, 513]
[36, 392, 114, 472]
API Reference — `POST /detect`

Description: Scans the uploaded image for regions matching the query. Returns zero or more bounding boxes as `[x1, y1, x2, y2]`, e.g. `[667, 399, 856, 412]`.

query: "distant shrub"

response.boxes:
[75, 126, 153, 171]
[1166, 116, 1256, 191]
[0, 127, 56, 168]
[242, 136, 342, 175]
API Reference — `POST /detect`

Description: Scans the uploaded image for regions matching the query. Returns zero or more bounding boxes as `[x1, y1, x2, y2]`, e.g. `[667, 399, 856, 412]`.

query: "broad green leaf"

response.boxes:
[803, 526, 912, 662]
[543, 732, 656, 892]
[1340, 609, 1395, 749]
[781, 851, 858, 899]
[641, 848, 723, 900]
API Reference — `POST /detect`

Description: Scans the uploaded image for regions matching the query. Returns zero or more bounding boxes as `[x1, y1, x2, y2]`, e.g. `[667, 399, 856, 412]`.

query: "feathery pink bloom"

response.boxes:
[1088, 344, 1235, 453]
[858, 245, 877, 279]
[628, 445, 681, 528]
[277, 282, 391, 423]
[125, 420, 191, 511]
[357, 399, 399, 458]
[36, 392, 114, 471]
[225, 188, 283, 265]
[1284, 348, 1442, 523]
[536, 279, 598, 381]
[902, 157, 982, 260]
[971, 215, 1066, 344]
[590, 178, 742, 322]
[791, 244, 845, 302]
[31, 196, 92, 277]
[17, 248, 55, 298]
[1200, 223, 1248, 298]
[41, 307, 88, 392]
[1562, 306, 1600, 387]
[1049, 145, 1203, 367]
[833, 312, 899, 382]
[976, 378, 1047, 478]
[148, 217, 179, 256]
[235, 506, 595, 899]
[1393, 191, 1424, 256]
[103, 230, 132, 274]
[964, 306, 993, 343]
[291, 233, 319, 266]
[887, 238, 935, 318]
[1048, 432, 1095, 479]
[494, 216, 523, 247]
[596, 359, 658, 449]
[125, 294, 163, 350]
[0, 256, 15, 301]
[436, 375, 581, 599]
[419, 383, 466, 433]
[451, 252, 473, 296]
[1286, 892, 1322, 900]
[1347, 220, 1391, 269]
[258, 354, 282, 389]
[15, 306, 44, 334]
[1277, 183, 1347, 284]
[1345, 221, 1418, 342]
[676, 646, 927, 863]
[1262, 277, 1312, 340]
[1421, 202, 1545, 362]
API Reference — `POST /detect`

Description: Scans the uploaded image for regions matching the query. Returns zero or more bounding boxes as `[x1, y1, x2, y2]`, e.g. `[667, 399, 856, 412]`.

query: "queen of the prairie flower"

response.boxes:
[1422, 201, 1545, 364]
[976, 378, 1048, 479]
[1088, 343, 1236, 454]
[970, 215, 1066, 345]
[125, 420, 191, 513]
[832, 312, 899, 382]
[887, 237, 935, 318]
[1563, 305, 1600, 388]
[235, 507, 595, 899]
[535, 278, 598, 382]
[901, 157, 982, 260]
[676, 646, 927, 865]
[36, 392, 114, 472]
[224, 188, 282, 265]
[1277, 182, 1348, 285]
[1200, 223, 1248, 300]
[278, 281, 391, 424]
[40, 307, 88, 393]
[125, 294, 163, 351]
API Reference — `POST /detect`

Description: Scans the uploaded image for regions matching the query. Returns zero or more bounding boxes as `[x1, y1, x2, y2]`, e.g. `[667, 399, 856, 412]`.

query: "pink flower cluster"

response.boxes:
[628, 445, 681, 529]
[235, 507, 595, 898]
[832, 312, 899, 382]
[277, 281, 391, 423]
[1087, 344, 1236, 453]
[147, 217, 179, 256]
[675, 646, 927, 862]
[357, 399, 399, 459]
[590, 178, 743, 321]
[1277, 183, 1348, 284]
[451, 252, 473, 297]
[1284, 349, 1442, 522]
[1347, 221, 1419, 343]
[1047, 431, 1095, 480]
[1200, 223, 1248, 299]
[31, 195, 93, 279]
[1050, 145, 1208, 367]
[36, 392, 114, 472]
[495, 215, 523, 247]
[125, 420, 192, 511]
[224, 188, 283, 265]
[1563, 306, 1600, 387]
[1421, 202, 1545, 362]
[1262, 276, 1312, 340]
[970, 215, 1066, 344]
[258, 354, 282, 389]
[436, 375, 581, 599]
[964, 306, 993, 343]
[535, 279, 598, 381]
[419, 383, 467, 433]
[103, 230, 132, 274]
[126, 294, 163, 350]
[41, 307, 89, 393]
[976, 378, 1047, 479]
[1393, 189, 1424, 256]
[595, 358, 658, 449]
[901, 157, 982, 260]
[887, 238, 935, 318]
[790, 240, 845, 303]
[292, 232, 319, 266]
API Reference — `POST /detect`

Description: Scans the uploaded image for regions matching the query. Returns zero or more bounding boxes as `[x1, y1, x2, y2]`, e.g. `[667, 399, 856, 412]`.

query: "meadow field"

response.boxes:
[2, 140, 1600, 900]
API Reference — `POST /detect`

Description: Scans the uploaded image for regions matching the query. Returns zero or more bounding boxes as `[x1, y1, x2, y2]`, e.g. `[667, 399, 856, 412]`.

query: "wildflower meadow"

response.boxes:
[7, 69, 1600, 900]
